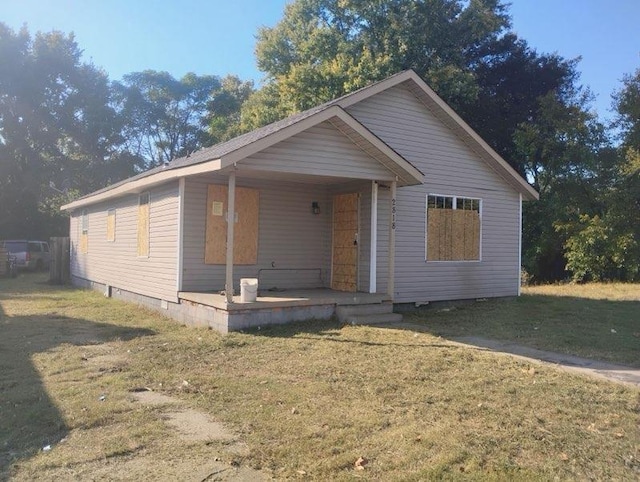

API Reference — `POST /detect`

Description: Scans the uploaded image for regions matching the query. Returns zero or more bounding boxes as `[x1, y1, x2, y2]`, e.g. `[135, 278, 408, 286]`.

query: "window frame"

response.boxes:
[425, 193, 483, 263]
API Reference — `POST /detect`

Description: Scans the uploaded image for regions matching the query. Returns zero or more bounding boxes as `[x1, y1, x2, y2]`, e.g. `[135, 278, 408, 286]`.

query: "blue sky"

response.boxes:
[2, 0, 639, 121]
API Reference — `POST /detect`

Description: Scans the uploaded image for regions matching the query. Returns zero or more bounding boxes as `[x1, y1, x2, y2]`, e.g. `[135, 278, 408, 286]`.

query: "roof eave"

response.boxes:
[60, 159, 222, 211]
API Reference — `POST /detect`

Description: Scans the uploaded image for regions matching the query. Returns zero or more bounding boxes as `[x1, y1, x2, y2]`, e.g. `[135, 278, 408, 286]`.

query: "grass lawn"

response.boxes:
[407, 283, 640, 367]
[1, 274, 639, 480]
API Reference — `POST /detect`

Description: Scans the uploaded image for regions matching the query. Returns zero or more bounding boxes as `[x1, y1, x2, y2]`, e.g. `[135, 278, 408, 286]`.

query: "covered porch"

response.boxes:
[175, 105, 423, 331]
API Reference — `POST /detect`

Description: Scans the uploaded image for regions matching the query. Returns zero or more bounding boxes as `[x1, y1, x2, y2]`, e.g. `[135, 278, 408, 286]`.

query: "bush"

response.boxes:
[561, 214, 639, 282]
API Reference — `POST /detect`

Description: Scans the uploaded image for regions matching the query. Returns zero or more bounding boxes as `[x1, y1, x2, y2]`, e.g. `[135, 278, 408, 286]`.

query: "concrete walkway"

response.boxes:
[451, 336, 640, 387]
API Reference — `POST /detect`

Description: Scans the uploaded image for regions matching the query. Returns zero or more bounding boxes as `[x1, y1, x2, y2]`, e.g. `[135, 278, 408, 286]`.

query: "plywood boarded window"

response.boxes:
[137, 193, 150, 257]
[426, 195, 480, 261]
[205, 184, 259, 265]
[106, 209, 116, 242]
[80, 210, 89, 254]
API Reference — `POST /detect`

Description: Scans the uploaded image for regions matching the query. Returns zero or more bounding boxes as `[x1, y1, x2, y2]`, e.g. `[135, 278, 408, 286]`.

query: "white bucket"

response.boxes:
[240, 278, 258, 303]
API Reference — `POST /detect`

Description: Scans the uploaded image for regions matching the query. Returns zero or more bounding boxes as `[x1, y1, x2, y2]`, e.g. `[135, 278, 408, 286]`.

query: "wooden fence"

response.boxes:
[0, 246, 7, 277]
[49, 237, 70, 284]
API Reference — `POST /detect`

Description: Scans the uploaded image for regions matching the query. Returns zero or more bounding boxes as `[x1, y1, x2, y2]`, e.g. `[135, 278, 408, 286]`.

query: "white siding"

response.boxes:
[182, 176, 332, 291]
[242, 121, 394, 181]
[348, 84, 521, 302]
[70, 182, 180, 302]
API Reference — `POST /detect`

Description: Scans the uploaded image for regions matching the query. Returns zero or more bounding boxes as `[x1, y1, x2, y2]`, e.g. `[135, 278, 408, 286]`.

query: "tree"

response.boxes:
[547, 68, 640, 282]
[113, 71, 221, 168]
[0, 24, 134, 239]
[244, 0, 511, 131]
[615, 68, 640, 149]
[204, 75, 254, 145]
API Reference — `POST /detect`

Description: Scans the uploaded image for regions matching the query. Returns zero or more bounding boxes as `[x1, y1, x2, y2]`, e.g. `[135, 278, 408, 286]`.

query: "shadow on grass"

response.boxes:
[246, 317, 462, 351]
[0, 303, 155, 473]
[400, 294, 640, 368]
[246, 294, 640, 369]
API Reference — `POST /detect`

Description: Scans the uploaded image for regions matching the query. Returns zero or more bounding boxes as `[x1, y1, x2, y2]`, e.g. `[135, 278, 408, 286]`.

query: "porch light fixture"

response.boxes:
[311, 201, 320, 215]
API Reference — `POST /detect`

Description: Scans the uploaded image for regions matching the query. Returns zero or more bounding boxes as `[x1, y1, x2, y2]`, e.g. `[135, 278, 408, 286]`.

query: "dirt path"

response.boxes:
[4, 337, 269, 481]
[86, 345, 269, 482]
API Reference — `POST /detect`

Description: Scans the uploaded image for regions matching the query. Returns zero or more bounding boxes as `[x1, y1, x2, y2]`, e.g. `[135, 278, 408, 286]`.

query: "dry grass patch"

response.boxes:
[2, 274, 640, 480]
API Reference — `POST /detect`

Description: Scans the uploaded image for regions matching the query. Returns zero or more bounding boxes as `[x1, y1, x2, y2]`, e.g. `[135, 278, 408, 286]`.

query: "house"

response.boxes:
[61, 70, 538, 333]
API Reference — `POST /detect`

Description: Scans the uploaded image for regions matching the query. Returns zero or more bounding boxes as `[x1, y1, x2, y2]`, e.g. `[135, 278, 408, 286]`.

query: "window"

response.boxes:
[137, 193, 150, 257]
[80, 210, 89, 254]
[106, 209, 116, 242]
[426, 194, 481, 261]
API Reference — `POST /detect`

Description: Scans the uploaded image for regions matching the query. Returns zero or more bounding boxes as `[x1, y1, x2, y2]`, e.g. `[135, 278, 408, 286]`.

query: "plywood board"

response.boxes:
[205, 184, 259, 265]
[331, 193, 358, 292]
[106, 210, 116, 242]
[79, 233, 88, 255]
[137, 201, 149, 257]
[428, 208, 480, 261]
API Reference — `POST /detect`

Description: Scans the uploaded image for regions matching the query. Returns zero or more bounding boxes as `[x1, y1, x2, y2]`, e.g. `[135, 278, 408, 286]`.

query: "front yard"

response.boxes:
[1, 274, 639, 480]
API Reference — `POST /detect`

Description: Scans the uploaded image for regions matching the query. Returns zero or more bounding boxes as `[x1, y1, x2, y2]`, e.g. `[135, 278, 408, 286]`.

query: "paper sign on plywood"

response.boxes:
[211, 201, 223, 216]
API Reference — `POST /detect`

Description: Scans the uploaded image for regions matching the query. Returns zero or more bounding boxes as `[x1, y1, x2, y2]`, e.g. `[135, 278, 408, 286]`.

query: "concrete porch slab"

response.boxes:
[178, 288, 391, 311]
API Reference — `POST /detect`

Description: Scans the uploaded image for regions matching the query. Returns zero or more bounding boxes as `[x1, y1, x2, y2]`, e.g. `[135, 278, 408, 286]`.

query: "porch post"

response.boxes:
[225, 170, 236, 303]
[369, 181, 378, 293]
[387, 179, 397, 299]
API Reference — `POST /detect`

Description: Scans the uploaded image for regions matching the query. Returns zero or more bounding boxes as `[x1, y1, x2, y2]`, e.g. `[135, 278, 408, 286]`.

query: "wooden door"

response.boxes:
[205, 184, 259, 265]
[331, 193, 359, 292]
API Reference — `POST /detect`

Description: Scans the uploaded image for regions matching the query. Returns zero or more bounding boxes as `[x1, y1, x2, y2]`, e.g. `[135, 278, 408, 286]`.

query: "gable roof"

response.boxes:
[62, 70, 537, 211]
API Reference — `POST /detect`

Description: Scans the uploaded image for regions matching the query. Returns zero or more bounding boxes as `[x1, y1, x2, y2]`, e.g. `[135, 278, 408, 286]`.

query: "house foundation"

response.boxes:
[72, 276, 394, 333]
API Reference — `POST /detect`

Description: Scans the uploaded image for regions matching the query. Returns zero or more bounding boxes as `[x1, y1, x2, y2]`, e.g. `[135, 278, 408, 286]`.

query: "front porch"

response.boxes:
[177, 288, 398, 333]
[180, 288, 391, 310]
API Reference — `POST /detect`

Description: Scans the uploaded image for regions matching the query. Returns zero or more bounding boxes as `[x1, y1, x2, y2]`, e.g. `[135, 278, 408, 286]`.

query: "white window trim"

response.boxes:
[425, 193, 483, 263]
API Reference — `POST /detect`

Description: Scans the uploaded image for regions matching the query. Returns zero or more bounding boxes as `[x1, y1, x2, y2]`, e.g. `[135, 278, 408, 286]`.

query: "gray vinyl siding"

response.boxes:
[242, 121, 395, 181]
[347, 84, 521, 302]
[69, 182, 179, 302]
[181, 175, 332, 292]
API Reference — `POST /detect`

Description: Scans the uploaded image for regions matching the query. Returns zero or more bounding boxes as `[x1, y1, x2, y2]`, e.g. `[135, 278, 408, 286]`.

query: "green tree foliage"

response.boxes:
[0, 24, 135, 238]
[615, 68, 640, 149]
[112, 71, 221, 168]
[245, 0, 513, 131]
[204, 75, 254, 145]
[553, 70, 640, 282]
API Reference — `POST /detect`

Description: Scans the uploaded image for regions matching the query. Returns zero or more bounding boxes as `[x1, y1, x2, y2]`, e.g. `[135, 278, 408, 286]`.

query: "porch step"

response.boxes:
[337, 302, 403, 325]
[345, 313, 404, 325]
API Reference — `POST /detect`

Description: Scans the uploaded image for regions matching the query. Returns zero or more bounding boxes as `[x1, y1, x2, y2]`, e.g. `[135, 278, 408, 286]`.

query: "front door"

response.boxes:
[331, 193, 359, 292]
